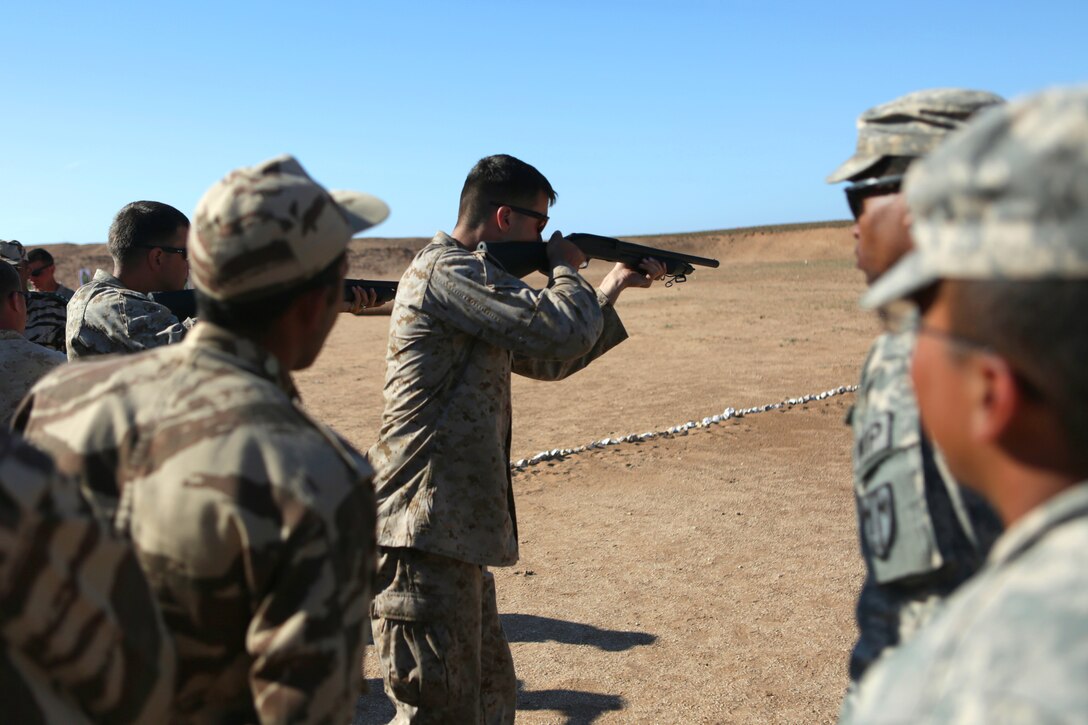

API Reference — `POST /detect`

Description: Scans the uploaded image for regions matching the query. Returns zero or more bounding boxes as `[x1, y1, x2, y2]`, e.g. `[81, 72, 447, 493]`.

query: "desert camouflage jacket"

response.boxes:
[25, 291, 67, 353]
[15, 322, 376, 723]
[0, 330, 66, 426]
[369, 232, 628, 567]
[846, 327, 1001, 680]
[0, 429, 174, 724]
[844, 482, 1088, 722]
[65, 269, 191, 360]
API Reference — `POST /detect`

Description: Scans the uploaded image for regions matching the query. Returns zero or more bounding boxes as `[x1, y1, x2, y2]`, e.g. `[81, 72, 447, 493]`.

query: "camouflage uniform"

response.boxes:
[65, 269, 192, 361]
[0, 329, 65, 425]
[846, 326, 1000, 681]
[846, 88, 1088, 722]
[0, 428, 174, 723]
[18, 155, 388, 723]
[369, 231, 628, 722]
[827, 89, 1005, 687]
[25, 291, 68, 353]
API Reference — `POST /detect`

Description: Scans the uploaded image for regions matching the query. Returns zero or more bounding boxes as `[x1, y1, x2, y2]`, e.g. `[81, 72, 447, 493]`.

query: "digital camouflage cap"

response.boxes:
[864, 87, 1088, 309]
[0, 240, 26, 267]
[827, 88, 1005, 184]
[190, 155, 389, 302]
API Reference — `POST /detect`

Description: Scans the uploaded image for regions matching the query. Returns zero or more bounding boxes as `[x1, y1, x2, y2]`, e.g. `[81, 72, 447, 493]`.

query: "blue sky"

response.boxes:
[2, 1, 1085, 244]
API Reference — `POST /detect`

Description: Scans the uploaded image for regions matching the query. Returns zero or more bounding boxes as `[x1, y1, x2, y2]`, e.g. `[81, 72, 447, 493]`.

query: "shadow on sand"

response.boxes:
[501, 613, 656, 652]
[354, 679, 625, 725]
[352, 615, 654, 724]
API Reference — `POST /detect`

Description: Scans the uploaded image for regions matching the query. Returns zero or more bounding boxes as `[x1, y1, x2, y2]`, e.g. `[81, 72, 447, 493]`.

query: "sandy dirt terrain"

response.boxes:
[48, 221, 876, 724]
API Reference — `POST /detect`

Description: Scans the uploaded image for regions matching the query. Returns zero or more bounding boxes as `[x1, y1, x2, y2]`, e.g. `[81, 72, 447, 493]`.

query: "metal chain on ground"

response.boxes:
[511, 384, 859, 471]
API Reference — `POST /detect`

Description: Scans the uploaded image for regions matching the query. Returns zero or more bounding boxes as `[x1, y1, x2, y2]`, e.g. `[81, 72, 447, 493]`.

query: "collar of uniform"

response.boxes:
[0, 329, 24, 342]
[435, 230, 460, 248]
[986, 481, 1088, 568]
[182, 321, 299, 399]
[90, 268, 158, 300]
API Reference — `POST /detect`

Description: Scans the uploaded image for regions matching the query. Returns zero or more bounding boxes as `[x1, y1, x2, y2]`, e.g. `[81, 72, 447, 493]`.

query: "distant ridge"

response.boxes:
[622, 219, 853, 241]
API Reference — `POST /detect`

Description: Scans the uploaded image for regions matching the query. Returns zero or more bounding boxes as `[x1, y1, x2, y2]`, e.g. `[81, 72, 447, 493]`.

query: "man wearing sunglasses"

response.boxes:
[26, 248, 75, 301]
[826, 88, 1005, 710]
[843, 86, 1088, 723]
[0, 252, 65, 424]
[0, 239, 68, 353]
[367, 154, 665, 722]
[66, 200, 195, 360]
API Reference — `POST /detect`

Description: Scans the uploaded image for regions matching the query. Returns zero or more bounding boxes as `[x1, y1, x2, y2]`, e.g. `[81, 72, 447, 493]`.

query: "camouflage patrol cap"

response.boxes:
[190, 155, 389, 302]
[864, 87, 1088, 309]
[0, 240, 26, 267]
[827, 88, 1005, 184]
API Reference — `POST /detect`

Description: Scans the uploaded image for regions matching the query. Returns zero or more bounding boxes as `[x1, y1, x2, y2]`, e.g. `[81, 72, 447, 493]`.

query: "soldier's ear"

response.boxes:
[494, 205, 513, 232]
[145, 246, 163, 271]
[968, 352, 1019, 444]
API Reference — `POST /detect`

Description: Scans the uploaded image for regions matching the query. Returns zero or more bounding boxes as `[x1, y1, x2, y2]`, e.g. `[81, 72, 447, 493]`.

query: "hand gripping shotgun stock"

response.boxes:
[150, 279, 399, 320]
[476, 233, 719, 286]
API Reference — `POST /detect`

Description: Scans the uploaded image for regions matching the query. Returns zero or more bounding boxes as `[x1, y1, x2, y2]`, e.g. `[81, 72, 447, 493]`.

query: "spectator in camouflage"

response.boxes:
[27, 248, 76, 301]
[843, 86, 1088, 722]
[0, 249, 65, 424]
[65, 201, 194, 360]
[0, 428, 174, 723]
[16, 155, 388, 723]
[0, 239, 68, 353]
[367, 154, 667, 723]
[826, 89, 1005, 709]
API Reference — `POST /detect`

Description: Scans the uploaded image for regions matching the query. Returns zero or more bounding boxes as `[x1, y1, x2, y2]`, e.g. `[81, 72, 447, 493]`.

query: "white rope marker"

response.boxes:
[511, 384, 859, 471]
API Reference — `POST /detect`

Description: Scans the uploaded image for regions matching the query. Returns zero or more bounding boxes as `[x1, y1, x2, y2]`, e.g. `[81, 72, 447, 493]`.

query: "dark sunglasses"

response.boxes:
[28, 265, 52, 278]
[844, 174, 904, 220]
[490, 201, 549, 231]
[140, 244, 189, 260]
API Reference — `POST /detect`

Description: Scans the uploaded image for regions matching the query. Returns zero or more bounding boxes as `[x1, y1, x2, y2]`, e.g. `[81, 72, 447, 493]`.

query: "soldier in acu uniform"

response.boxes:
[844, 86, 1088, 722]
[826, 89, 1006, 701]
[65, 201, 195, 360]
[367, 154, 666, 723]
[0, 249, 65, 424]
[0, 428, 174, 723]
[16, 155, 387, 723]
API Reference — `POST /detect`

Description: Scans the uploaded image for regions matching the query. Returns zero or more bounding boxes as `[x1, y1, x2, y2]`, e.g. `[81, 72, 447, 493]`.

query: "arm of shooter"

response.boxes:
[426, 247, 607, 360]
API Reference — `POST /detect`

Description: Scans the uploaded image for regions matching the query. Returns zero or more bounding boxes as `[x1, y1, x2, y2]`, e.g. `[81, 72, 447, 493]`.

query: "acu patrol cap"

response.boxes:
[827, 88, 1005, 184]
[0, 240, 26, 267]
[864, 87, 1088, 309]
[190, 154, 389, 302]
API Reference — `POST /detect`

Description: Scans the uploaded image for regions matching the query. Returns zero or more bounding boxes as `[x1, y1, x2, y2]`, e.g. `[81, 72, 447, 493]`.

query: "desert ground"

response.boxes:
[49, 221, 877, 724]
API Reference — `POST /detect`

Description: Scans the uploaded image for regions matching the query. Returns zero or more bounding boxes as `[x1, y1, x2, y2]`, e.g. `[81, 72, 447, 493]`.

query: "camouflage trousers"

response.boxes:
[370, 547, 516, 725]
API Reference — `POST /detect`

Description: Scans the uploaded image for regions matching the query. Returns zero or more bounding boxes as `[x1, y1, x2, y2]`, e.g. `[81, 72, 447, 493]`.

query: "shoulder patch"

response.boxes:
[861, 483, 897, 560]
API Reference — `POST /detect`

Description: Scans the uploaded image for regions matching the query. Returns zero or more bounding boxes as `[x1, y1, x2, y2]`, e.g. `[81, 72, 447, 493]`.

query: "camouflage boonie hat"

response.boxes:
[0, 240, 26, 267]
[827, 88, 1005, 184]
[190, 155, 389, 302]
[864, 87, 1088, 308]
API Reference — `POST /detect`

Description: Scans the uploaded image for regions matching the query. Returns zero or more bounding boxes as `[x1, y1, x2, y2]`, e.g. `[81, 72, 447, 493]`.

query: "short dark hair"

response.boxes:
[457, 154, 556, 227]
[196, 253, 345, 338]
[0, 262, 19, 298]
[947, 279, 1088, 466]
[108, 201, 190, 266]
[26, 248, 55, 267]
